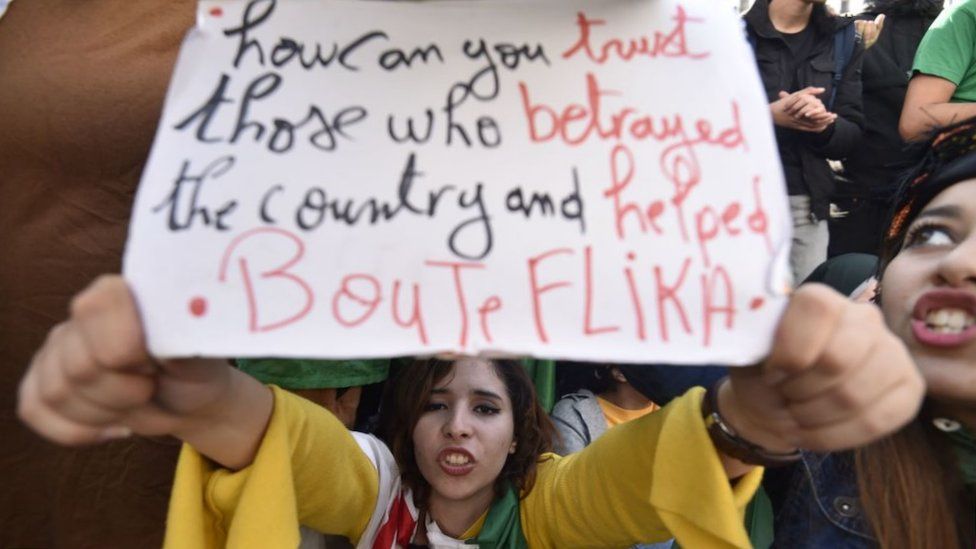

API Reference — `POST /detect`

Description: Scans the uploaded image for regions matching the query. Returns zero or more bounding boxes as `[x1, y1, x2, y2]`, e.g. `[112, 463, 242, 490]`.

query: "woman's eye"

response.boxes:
[905, 225, 954, 248]
[424, 402, 447, 412]
[474, 404, 500, 416]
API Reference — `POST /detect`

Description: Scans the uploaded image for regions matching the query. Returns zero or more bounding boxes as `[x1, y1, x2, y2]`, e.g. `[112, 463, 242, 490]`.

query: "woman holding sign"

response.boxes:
[15, 270, 924, 547]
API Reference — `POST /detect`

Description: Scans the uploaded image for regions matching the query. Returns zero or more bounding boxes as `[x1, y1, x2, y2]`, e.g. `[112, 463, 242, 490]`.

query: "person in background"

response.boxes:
[550, 364, 659, 456]
[237, 358, 389, 432]
[900, 0, 976, 141]
[829, 0, 943, 257]
[551, 364, 673, 549]
[744, 0, 866, 281]
[803, 252, 880, 301]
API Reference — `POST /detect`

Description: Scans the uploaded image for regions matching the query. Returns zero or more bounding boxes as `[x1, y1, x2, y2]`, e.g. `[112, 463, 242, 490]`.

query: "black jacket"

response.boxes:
[843, 0, 942, 192]
[745, 0, 866, 219]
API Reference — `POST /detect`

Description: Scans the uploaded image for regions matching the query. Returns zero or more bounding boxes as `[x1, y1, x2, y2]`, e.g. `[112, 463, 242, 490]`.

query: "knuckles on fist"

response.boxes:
[722, 284, 926, 455]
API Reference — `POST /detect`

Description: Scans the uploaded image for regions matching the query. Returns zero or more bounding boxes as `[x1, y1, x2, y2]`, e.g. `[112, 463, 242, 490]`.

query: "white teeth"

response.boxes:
[925, 308, 975, 333]
[444, 453, 470, 466]
[951, 310, 971, 330]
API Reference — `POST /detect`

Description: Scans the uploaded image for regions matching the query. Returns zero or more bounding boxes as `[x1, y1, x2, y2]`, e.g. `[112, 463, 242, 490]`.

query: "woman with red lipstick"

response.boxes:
[15, 269, 926, 548]
[762, 119, 976, 548]
[855, 119, 976, 549]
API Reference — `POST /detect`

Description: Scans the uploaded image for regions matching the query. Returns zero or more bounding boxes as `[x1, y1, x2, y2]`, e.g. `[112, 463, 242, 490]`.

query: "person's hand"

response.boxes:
[17, 276, 271, 468]
[719, 284, 925, 455]
[771, 88, 837, 133]
[855, 14, 885, 50]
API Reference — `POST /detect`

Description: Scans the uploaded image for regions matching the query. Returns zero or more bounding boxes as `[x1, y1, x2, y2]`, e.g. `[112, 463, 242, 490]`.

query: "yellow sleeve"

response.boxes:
[520, 387, 761, 549]
[163, 386, 380, 549]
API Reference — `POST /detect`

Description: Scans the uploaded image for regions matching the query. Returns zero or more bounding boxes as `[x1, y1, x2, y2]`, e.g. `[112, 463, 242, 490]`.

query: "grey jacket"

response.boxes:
[550, 390, 607, 455]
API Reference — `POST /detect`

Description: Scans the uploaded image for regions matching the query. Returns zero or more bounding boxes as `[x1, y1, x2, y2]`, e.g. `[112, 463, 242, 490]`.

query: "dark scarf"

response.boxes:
[943, 425, 976, 488]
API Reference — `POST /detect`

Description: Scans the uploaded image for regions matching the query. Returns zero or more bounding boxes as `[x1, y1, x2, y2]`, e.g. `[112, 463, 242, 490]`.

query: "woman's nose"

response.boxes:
[936, 233, 976, 286]
[443, 409, 472, 439]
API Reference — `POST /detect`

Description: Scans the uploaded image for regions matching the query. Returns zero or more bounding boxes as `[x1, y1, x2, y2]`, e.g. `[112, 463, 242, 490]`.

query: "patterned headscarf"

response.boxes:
[879, 118, 976, 275]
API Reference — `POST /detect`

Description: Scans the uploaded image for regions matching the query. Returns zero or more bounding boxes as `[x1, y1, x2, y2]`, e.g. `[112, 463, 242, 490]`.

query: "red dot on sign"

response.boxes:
[627, 252, 636, 261]
[189, 297, 208, 317]
[749, 297, 765, 310]
[209, 7, 223, 17]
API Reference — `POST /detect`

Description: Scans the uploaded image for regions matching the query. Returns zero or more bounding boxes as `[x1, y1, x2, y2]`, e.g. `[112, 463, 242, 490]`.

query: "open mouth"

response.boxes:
[912, 290, 976, 346]
[438, 448, 476, 475]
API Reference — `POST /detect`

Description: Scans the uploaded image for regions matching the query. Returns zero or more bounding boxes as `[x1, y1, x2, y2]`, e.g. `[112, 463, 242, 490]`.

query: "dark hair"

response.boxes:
[863, 0, 943, 17]
[810, 3, 843, 35]
[856, 119, 976, 549]
[555, 362, 617, 397]
[763, 0, 838, 36]
[378, 357, 555, 510]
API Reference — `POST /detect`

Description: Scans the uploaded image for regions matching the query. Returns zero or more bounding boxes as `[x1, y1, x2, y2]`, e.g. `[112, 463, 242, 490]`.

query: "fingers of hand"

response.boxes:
[786, 93, 820, 112]
[765, 284, 847, 383]
[19, 380, 126, 445]
[808, 112, 837, 124]
[797, 106, 827, 121]
[71, 275, 152, 373]
[788, 95, 824, 116]
[857, 16, 885, 47]
[796, 86, 826, 98]
[726, 367, 803, 447]
[771, 297, 925, 449]
[776, 303, 882, 402]
[17, 318, 156, 445]
[791, 114, 834, 132]
[784, 340, 897, 429]
[781, 94, 804, 113]
[18, 358, 131, 446]
[794, 376, 924, 452]
[855, 20, 875, 37]
[797, 99, 827, 117]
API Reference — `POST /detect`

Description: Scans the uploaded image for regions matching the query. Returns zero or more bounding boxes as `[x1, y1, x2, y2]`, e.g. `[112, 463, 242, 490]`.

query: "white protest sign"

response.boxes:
[124, 0, 793, 364]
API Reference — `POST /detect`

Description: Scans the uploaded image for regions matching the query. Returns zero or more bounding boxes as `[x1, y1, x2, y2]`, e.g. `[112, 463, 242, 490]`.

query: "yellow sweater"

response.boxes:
[164, 386, 761, 548]
[596, 396, 660, 428]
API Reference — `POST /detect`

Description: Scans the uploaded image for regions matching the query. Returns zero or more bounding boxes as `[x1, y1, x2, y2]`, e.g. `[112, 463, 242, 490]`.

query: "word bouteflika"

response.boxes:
[125, 0, 792, 365]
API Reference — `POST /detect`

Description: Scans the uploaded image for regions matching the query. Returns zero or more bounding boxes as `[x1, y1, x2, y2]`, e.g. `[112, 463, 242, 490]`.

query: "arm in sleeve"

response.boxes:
[163, 385, 380, 549]
[912, 6, 976, 86]
[900, 8, 976, 140]
[549, 397, 589, 455]
[809, 40, 865, 159]
[520, 387, 762, 549]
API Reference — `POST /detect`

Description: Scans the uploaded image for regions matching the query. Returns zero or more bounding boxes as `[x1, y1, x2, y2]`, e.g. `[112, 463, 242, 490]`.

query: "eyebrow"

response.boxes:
[915, 205, 962, 221]
[431, 388, 504, 401]
[473, 389, 504, 401]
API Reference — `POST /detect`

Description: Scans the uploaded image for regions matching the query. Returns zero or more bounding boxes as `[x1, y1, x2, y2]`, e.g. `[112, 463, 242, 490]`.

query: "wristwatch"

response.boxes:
[702, 378, 802, 467]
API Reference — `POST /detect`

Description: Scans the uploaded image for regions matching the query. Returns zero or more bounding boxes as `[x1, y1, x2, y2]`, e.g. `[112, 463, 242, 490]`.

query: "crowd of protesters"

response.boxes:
[3, 0, 976, 547]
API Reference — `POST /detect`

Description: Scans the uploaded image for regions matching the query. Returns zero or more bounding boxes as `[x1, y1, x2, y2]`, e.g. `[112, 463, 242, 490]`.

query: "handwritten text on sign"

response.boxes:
[124, 0, 792, 364]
